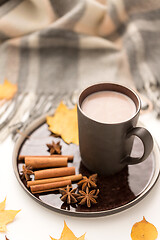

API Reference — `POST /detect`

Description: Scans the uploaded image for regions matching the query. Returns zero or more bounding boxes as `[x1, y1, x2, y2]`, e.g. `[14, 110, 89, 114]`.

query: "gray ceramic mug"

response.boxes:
[77, 83, 153, 176]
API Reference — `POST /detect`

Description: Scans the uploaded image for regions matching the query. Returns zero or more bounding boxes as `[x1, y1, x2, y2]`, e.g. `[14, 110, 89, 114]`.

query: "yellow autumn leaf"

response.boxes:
[0, 197, 6, 210]
[46, 102, 79, 145]
[0, 79, 18, 100]
[0, 198, 20, 232]
[50, 221, 85, 240]
[131, 217, 158, 240]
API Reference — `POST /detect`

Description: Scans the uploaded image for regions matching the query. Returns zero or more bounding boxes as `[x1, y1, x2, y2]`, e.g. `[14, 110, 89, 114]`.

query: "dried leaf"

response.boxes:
[0, 79, 17, 100]
[0, 197, 6, 210]
[131, 217, 158, 240]
[50, 221, 85, 240]
[0, 198, 20, 232]
[46, 102, 79, 145]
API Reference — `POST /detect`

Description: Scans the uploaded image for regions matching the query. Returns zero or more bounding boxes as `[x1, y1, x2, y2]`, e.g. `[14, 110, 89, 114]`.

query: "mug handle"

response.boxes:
[122, 127, 153, 165]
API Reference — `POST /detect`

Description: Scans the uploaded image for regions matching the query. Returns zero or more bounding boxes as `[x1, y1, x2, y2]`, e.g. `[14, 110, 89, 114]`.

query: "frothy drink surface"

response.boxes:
[81, 91, 136, 123]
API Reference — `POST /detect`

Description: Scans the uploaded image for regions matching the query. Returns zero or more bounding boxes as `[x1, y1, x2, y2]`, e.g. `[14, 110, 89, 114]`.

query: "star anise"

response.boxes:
[21, 165, 33, 181]
[78, 174, 97, 191]
[46, 141, 62, 155]
[78, 187, 99, 208]
[59, 185, 80, 205]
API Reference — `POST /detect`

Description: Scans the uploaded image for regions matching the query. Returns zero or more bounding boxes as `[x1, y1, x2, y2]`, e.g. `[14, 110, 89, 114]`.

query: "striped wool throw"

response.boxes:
[0, 0, 160, 141]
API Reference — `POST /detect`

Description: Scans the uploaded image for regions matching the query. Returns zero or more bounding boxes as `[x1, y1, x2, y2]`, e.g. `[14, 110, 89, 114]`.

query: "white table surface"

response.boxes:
[0, 112, 160, 240]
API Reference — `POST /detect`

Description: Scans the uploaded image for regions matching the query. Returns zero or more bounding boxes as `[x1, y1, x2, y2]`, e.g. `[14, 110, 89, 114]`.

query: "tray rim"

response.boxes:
[12, 115, 160, 217]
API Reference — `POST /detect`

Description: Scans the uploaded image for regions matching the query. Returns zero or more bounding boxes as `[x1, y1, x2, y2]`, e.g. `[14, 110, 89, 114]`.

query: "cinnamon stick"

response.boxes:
[32, 188, 59, 194]
[25, 157, 68, 169]
[30, 179, 71, 193]
[27, 174, 82, 187]
[34, 166, 75, 180]
[19, 155, 73, 162]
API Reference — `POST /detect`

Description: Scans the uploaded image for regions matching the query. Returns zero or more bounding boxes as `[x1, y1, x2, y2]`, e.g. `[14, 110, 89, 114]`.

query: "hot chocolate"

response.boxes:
[81, 90, 136, 124]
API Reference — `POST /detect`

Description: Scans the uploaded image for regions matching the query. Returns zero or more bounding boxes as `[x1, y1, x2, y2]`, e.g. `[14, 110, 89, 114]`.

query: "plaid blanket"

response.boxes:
[0, 0, 160, 141]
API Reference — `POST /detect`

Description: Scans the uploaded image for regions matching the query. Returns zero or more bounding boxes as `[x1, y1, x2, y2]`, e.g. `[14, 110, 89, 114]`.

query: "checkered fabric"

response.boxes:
[0, 0, 160, 141]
